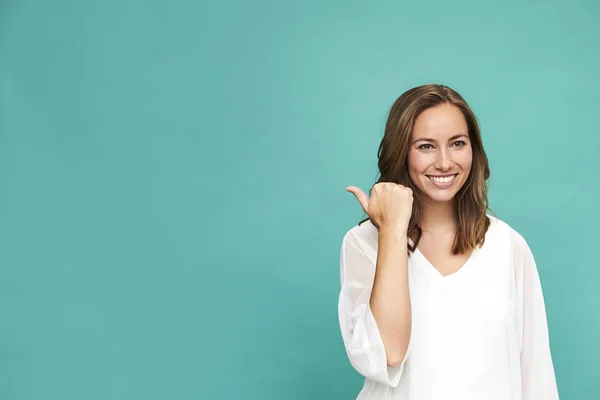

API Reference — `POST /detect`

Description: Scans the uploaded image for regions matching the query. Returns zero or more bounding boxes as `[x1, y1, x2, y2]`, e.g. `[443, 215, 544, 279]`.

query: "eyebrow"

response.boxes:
[413, 134, 468, 144]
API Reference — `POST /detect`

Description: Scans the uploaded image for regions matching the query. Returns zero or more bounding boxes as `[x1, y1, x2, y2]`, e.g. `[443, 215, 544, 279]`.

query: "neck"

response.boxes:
[419, 198, 456, 234]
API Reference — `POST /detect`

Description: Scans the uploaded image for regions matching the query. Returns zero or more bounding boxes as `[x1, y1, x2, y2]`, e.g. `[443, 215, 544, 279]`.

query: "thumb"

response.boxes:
[345, 186, 369, 215]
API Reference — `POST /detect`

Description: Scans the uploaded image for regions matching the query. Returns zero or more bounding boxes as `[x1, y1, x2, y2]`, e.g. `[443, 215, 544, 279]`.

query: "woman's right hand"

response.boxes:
[345, 182, 414, 231]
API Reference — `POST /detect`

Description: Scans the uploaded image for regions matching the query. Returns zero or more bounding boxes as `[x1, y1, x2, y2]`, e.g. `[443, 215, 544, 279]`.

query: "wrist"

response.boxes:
[379, 225, 408, 238]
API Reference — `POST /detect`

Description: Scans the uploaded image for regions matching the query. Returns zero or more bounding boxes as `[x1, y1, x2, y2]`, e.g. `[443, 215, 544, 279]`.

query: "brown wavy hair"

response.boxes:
[358, 84, 497, 255]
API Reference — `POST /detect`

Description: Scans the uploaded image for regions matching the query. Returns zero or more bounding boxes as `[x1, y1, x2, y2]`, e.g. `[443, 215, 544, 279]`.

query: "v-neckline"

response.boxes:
[408, 237, 480, 281]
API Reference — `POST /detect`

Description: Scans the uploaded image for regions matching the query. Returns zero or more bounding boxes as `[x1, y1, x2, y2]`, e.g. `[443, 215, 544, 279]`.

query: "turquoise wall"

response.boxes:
[1, 0, 598, 399]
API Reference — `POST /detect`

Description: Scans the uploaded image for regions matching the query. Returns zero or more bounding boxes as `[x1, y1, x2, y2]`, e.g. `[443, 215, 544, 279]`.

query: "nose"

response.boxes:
[434, 147, 453, 171]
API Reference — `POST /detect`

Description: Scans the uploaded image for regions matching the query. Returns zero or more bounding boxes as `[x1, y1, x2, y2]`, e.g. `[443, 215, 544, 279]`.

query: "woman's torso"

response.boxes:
[355, 215, 522, 399]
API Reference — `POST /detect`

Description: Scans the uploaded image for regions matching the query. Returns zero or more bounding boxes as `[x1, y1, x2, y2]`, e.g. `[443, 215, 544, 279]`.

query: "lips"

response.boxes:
[427, 173, 458, 187]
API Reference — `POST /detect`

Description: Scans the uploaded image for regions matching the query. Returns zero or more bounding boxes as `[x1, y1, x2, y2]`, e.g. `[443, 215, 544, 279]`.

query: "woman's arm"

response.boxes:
[370, 227, 412, 367]
[338, 228, 412, 387]
[514, 234, 560, 399]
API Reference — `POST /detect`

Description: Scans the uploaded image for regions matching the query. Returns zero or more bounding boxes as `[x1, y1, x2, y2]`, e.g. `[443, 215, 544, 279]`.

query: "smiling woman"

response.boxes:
[409, 104, 472, 202]
[340, 84, 560, 400]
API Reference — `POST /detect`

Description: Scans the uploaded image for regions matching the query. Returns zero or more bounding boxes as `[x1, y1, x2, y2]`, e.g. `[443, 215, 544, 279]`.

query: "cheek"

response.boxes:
[458, 150, 473, 170]
[408, 151, 429, 173]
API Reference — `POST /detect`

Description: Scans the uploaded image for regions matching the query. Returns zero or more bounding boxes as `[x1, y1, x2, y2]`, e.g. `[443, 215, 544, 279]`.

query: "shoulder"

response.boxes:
[485, 214, 531, 255]
[341, 219, 379, 252]
[339, 220, 380, 282]
[342, 214, 531, 254]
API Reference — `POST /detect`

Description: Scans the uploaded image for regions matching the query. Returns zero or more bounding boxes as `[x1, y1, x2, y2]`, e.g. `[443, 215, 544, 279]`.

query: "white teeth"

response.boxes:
[429, 174, 456, 183]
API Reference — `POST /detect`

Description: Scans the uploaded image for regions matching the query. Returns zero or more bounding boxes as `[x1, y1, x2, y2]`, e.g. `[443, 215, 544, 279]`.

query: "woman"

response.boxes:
[338, 84, 559, 399]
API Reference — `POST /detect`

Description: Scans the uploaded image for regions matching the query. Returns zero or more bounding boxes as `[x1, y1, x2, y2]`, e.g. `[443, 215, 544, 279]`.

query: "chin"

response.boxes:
[418, 177, 463, 203]
[425, 193, 456, 203]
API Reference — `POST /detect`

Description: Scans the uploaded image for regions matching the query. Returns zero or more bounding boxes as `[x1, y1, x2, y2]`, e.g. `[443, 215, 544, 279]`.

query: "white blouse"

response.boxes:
[338, 214, 559, 400]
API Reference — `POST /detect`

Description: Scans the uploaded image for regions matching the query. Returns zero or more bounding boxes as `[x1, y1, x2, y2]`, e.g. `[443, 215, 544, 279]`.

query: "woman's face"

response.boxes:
[408, 103, 473, 204]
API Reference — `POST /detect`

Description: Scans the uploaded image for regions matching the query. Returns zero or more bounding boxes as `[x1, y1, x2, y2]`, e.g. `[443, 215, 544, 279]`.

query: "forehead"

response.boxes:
[412, 103, 468, 139]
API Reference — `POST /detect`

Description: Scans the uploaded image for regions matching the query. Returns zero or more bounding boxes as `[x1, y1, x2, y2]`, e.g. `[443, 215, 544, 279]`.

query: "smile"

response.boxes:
[426, 173, 458, 187]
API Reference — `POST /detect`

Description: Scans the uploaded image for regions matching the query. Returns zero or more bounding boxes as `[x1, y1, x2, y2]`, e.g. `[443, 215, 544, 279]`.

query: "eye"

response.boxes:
[453, 140, 467, 147]
[417, 143, 434, 150]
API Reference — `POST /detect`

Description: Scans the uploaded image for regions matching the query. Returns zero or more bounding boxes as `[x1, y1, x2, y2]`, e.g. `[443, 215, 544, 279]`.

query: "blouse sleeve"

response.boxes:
[337, 230, 411, 387]
[514, 235, 560, 399]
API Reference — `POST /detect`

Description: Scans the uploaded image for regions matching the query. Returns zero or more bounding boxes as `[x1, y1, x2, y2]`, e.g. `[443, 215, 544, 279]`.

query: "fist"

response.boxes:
[346, 182, 413, 231]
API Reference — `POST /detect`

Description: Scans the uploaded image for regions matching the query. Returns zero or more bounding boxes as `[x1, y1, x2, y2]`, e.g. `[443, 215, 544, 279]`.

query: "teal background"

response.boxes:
[0, 0, 598, 399]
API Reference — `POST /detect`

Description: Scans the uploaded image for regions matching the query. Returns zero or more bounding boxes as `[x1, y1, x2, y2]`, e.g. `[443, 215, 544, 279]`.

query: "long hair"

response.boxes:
[358, 84, 496, 255]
